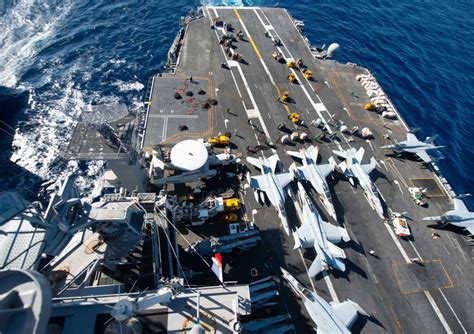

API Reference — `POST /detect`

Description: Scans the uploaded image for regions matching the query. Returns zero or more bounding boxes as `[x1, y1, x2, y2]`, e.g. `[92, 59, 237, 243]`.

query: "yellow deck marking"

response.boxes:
[391, 260, 454, 295]
[232, 7, 241, 20]
[233, 9, 262, 60]
[233, 8, 291, 116]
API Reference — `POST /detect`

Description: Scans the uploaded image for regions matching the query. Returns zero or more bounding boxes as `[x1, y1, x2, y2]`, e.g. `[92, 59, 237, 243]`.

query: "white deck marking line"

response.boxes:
[230, 71, 243, 98]
[234, 9, 277, 86]
[424, 290, 453, 334]
[255, 9, 457, 331]
[254, 133, 261, 145]
[211, 7, 276, 153]
[297, 248, 317, 293]
[407, 240, 423, 261]
[367, 139, 374, 151]
[383, 222, 411, 263]
[322, 271, 339, 303]
[258, 8, 347, 148]
[149, 115, 199, 118]
[253, 8, 343, 151]
[234, 64, 261, 118]
[161, 116, 168, 141]
[208, 7, 257, 118]
[438, 288, 467, 333]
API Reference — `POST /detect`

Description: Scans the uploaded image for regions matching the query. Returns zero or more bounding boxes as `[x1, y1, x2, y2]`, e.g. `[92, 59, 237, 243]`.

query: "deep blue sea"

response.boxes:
[0, 0, 473, 208]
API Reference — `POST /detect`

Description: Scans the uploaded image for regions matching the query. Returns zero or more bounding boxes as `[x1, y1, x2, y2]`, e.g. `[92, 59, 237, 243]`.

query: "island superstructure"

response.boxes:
[1, 5, 473, 334]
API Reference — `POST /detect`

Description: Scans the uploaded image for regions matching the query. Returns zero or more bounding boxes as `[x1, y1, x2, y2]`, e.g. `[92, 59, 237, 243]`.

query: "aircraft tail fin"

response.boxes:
[425, 134, 439, 144]
[306, 145, 319, 162]
[332, 300, 368, 330]
[355, 147, 365, 162]
[287, 150, 304, 161]
[246, 156, 263, 170]
[327, 241, 346, 259]
[332, 149, 348, 159]
[321, 243, 346, 272]
[268, 154, 280, 172]
[328, 156, 337, 170]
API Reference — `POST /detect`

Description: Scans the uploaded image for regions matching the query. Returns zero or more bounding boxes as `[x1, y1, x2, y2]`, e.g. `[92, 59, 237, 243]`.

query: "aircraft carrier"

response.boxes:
[1, 5, 473, 334]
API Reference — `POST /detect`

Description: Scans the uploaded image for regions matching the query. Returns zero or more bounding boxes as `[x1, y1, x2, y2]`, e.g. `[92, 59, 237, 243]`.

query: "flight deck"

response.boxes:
[141, 6, 474, 333]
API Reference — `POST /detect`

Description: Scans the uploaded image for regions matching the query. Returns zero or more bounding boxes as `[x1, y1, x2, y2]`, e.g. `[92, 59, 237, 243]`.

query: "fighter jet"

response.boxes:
[332, 147, 384, 217]
[423, 197, 474, 235]
[281, 268, 367, 333]
[246, 154, 293, 235]
[381, 132, 445, 163]
[293, 182, 350, 277]
[287, 145, 338, 220]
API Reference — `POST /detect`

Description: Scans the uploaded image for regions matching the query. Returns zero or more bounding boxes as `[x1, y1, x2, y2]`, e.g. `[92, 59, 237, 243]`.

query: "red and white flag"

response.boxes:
[211, 253, 223, 283]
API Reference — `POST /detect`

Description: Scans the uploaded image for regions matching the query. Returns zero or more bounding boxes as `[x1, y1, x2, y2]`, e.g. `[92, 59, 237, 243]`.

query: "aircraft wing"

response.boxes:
[416, 150, 432, 163]
[306, 145, 319, 162]
[361, 157, 377, 175]
[332, 300, 367, 330]
[317, 158, 336, 178]
[267, 154, 280, 172]
[275, 172, 293, 189]
[406, 132, 419, 143]
[294, 223, 315, 248]
[246, 156, 262, 170]
[294, 165, 312, 182]
[326, 241, 346, 259]
[453, 198, 468, 212]
[354, 147, 365, 162]
[287, 150, 304, 160]
[464, 225, 474, 235]
[248, 175, 268, 193]
[308, 253, 325, 278]
[322, 222, 350, 243]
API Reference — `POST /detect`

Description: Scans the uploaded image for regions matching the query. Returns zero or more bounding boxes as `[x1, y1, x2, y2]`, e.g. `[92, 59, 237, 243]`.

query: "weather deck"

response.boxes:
[146, 6, 474, 333]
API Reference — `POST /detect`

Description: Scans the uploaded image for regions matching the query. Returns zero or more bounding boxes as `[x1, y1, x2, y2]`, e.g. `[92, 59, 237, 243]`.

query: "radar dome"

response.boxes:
[327, 43, 340, 58]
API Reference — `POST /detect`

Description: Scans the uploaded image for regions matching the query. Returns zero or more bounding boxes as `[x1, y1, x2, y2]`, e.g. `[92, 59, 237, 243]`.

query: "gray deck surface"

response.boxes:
[150, 6, 474, 333]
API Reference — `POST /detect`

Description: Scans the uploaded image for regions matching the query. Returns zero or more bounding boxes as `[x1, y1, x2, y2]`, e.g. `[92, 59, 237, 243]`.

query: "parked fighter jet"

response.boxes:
[381, 132, 444, 163]
[246, 155, 293, 235]
[287, 145, 337, 220]
[293, 182, 350, 277]
[423, 197, 474, 235]
[332, 147, 384, 217]
[281, 268, 367, 333]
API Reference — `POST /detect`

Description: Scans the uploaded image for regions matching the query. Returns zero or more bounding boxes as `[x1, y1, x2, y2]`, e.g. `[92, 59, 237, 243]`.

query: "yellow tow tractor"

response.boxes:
[287, 59, 296, 68]
[280, 90, 289, 102]
[223, 198, 240, 211]
[364, 102, 376, 111]
[289, 112, 300, 124]
[288, 72, 297, 83]
[208, 135, 230, 146]
[303, 69, 312, 80]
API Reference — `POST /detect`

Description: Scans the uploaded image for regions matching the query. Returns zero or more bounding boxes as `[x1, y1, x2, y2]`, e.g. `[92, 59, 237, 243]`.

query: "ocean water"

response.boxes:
[0, 0, 473, 207]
